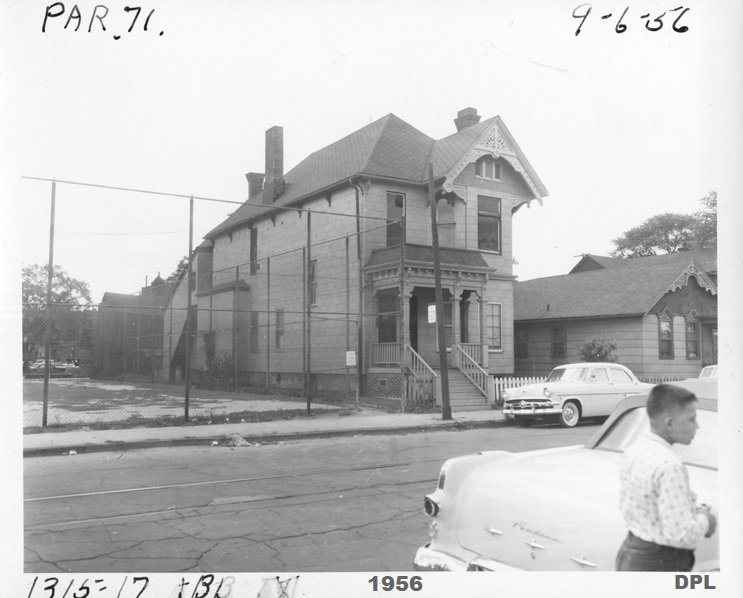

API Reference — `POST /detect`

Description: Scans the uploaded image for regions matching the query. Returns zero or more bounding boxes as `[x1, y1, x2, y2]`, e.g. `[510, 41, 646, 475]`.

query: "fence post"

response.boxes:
[234, 264, 239, 389]
[42, 180, 56, 428]
[306, 210, 312, 415]
[184, 194, 193, 422]
[265, 256, 271, 391]
[345, 234, 350, 407]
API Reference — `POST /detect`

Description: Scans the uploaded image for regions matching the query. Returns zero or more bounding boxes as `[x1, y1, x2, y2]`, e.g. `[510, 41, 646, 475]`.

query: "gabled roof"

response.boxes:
[207, 115, 433, 238]
[515, 252, 716, 321]
[206, 112, 547, 238]
[100, 292, 141, 308]
[570, 249, 717, 275]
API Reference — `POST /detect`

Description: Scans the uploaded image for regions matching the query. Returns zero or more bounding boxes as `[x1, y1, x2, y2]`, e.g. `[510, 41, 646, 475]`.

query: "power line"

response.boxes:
[22, 175, 392, 222]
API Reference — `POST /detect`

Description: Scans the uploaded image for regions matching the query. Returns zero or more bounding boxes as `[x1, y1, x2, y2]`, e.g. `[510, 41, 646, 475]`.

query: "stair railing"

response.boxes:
[454, 344, 495, 404]
[404, 345, 440, 410]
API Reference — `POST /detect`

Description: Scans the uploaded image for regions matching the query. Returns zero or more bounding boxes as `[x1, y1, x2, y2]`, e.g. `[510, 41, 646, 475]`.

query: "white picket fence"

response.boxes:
[493, 376, 546, 404]
[639, 375, 686, 384]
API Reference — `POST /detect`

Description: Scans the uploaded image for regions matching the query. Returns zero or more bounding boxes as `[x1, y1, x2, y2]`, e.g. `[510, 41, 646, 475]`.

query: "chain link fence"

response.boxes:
[22, 184, 406, 430]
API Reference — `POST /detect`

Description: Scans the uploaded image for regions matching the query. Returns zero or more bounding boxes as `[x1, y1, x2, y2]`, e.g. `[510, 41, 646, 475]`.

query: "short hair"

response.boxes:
[646, 384, 697, 418]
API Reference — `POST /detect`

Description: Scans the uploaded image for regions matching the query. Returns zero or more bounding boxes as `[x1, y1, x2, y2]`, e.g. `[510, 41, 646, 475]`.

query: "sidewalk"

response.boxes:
[23, 407, 507, 457]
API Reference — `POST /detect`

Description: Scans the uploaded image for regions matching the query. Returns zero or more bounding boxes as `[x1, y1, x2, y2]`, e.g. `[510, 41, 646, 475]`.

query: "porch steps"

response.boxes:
[440, 368, 491, 412]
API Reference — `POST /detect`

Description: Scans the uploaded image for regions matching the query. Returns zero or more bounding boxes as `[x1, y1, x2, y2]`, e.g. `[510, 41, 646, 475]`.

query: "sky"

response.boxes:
[2, 0, 741, 302]
[2, 0, 742, 592]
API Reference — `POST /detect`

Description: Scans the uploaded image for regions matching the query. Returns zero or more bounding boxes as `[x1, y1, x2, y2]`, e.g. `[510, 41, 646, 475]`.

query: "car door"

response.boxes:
[607, 367, 644, 403]
[582, 367, 617, 417]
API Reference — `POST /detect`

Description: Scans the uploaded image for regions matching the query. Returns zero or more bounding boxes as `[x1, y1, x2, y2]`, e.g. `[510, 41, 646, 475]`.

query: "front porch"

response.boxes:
[363, 244, 501, 411]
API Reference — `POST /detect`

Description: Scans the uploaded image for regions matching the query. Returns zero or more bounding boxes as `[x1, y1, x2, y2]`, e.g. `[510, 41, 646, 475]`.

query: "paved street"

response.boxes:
[24, 423, 600, 572]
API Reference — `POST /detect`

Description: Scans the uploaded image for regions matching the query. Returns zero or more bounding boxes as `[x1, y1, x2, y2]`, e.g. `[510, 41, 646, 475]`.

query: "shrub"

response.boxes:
[578, 338, 618, 362]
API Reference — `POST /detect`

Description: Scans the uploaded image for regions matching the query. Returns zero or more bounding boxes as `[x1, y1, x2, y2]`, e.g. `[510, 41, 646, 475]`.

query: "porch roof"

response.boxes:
[366, 244, 490, 272]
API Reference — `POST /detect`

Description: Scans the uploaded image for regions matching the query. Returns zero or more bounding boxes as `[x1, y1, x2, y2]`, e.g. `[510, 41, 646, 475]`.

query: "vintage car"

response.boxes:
[502, 362, 652, 427]
[698, 364, 718, 379]
[414, 378, 718, 571]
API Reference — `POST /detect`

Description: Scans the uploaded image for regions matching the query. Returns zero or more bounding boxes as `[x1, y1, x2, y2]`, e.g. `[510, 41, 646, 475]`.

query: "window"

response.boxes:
[515, 327, 529, 359]
[308, 259, 317, 305]
[250, 311, 259, 352]
[275, 308, 284, 350]
[486, 303, 502, 350]
[477, 195, 501, 253]
[475, 155, 501, 180]
[685, 315, 700, 359]
[377, 292, 398, 343]
[386, 192, 405, 247]
[437, 199, 456, 247]
[608, 368, 633, 384]
[250, 227, 258, 275]
[587, 367, 609, 383]
[551, 327, 566, 358]
[658, 311, 674, 359]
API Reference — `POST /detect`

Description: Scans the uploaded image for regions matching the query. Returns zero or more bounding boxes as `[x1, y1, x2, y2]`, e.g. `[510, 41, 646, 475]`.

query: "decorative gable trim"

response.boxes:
[668, 262, 717, 295]
[442, 122, 545, 204]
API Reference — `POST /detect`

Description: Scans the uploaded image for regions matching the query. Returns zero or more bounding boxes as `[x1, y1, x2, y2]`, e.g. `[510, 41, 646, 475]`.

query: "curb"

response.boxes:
[23, 418, 507, 458]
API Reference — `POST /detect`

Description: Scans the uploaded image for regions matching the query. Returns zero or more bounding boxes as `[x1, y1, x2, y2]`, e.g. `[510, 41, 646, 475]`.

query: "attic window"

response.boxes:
[475, 155, 501, 180]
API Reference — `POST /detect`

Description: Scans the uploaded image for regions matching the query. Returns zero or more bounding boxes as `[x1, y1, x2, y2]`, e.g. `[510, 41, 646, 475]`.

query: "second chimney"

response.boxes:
[263, 125, 284, 204]
[246, 172, 264, 199]
[454, 107, 481, 131]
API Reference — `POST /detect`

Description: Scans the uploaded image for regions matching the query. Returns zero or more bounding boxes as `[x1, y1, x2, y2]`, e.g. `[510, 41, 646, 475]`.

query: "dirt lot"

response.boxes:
[23, 377, 343, 431]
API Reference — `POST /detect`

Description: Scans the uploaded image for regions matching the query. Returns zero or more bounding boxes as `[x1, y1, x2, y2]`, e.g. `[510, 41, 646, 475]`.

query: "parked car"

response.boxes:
[26, 359, 78, 374]
[698, 364, 718, 379]
[414, 378, 718, 571]
[502, 362, 652, 427]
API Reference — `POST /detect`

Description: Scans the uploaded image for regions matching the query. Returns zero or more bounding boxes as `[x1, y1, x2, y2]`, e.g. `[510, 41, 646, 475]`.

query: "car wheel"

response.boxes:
[560, 401, 580, 428]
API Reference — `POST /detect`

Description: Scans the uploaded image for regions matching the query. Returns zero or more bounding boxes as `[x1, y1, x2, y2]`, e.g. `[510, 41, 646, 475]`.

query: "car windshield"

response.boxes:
[699, 366, 718, 378]
[545, 367, 586, 382]
[595, 406, 717, 469]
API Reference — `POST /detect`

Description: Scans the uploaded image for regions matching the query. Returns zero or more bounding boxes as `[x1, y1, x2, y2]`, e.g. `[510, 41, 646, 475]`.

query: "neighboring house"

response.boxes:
[163, 107, 548, 408]
[513, 250, 717, 379]
[92, 275, 173, 379]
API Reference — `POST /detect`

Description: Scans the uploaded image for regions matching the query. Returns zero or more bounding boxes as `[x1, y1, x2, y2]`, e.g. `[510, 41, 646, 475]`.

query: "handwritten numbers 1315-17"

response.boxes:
[572, 4, 690, 36]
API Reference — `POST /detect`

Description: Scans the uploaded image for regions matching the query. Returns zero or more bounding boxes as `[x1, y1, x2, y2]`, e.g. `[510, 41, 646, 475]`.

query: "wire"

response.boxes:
[21, 175, 393, 222]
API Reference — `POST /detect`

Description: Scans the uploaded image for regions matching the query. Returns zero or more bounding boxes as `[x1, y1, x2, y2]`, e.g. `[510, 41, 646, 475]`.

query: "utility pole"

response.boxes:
[429, 164, 451, 420]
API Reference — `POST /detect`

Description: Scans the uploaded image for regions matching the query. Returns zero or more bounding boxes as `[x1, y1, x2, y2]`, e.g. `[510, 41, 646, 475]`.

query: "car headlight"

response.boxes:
[502, 390, 509, 400]
[424, 496, 440, 517]
[543, 387, 552, 398]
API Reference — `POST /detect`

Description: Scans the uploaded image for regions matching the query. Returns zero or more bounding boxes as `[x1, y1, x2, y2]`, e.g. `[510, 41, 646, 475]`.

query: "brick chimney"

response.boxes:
[245, 172, 264, 199]
[263, 125, 284, 204]
[454, 107, 481, 131]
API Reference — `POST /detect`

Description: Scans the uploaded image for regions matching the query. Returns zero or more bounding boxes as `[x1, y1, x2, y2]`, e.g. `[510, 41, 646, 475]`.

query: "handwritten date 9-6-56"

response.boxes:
[572, 4, 691, 36]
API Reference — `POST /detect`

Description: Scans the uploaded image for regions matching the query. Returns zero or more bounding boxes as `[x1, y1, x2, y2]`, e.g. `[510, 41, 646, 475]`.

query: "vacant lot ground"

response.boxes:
[23, 378, 342, 431]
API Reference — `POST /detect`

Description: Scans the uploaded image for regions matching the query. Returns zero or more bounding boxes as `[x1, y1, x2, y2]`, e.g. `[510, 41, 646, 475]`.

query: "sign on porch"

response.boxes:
[345, 351, 357, 367]
[428, 303, 436, 324]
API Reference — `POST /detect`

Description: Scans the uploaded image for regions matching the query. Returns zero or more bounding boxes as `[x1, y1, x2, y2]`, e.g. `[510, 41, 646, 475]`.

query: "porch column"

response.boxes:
[452, 284, 462, 367]
[467, 292, 481, 363]
[479, 292, 488, 369]
[401, 285, 413, 367]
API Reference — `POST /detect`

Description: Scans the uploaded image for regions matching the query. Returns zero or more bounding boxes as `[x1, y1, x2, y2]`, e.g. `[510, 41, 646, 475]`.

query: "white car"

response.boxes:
[698, 365, 718, 379]
[502, 362, 652, 428]
[414, 378, 718, 571]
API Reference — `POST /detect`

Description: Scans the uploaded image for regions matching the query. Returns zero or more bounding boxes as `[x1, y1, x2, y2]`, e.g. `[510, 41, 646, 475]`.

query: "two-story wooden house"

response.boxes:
[163, 108, 548, 410]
